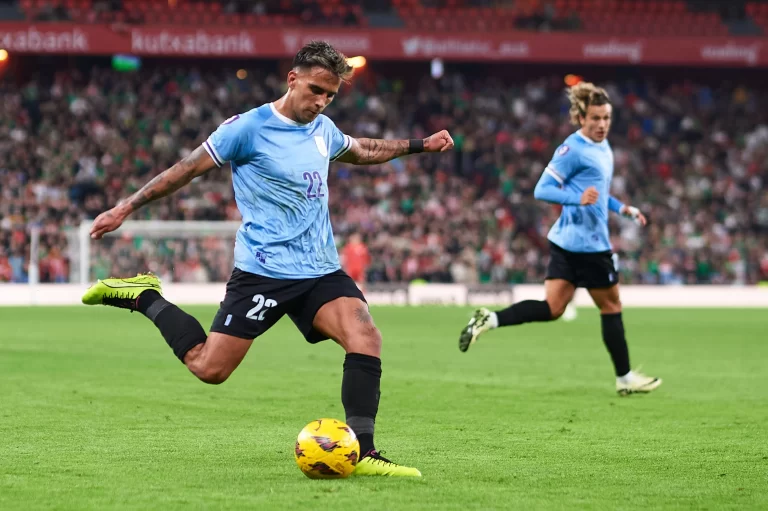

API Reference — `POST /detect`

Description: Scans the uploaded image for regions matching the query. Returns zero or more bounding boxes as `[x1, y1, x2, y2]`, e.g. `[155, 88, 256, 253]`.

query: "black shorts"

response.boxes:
[545, 242, 618, 289]
[210, 267, 366, 343]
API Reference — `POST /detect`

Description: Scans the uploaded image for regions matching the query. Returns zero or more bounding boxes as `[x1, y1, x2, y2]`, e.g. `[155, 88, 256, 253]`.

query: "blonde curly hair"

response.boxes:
[567, 82, 611, 126]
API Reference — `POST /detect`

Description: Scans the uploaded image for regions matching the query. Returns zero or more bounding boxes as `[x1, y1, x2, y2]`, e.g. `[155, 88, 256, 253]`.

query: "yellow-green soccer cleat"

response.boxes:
[458, 307, 495, 352]
[81, 273, 162, 311]
[616, 371, 662, 396]
[352, 451, 422, 477]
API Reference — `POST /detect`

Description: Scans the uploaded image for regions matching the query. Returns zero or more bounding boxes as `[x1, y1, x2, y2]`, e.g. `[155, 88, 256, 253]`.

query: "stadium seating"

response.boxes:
[14, 0, 735, 37]
[2, 64, 767, 286]
[747, 2, 768, 34]
[18, 0, 365, 27]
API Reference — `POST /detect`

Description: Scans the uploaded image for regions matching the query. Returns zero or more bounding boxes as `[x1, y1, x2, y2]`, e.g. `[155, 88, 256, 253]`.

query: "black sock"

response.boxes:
[601, 312, 631, 377]
[137, 290, 207, 362]
[495, 300, 552, 327]
[341, 353, 381, 456]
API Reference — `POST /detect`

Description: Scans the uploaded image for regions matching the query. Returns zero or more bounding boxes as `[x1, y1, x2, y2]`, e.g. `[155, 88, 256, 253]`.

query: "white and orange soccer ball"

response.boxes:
[294, 418, 360, 479]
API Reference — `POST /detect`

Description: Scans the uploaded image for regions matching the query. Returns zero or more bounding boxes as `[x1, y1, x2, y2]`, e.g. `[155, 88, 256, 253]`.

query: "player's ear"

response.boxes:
[287, 69, 298, 90]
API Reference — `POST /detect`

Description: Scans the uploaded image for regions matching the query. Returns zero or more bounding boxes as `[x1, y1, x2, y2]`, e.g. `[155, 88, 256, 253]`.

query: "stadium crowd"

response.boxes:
[1, 63, 767, 285]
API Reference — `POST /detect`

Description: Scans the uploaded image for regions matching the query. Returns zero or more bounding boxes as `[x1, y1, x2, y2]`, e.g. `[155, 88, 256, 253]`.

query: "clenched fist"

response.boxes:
[580, 186, 599, 205]
[424, 130, 455, 153]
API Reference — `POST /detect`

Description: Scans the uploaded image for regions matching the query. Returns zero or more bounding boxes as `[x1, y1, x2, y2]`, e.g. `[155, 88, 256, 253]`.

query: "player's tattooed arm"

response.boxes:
[125, 145, 216, 212]
[336, 130, 454, 165]
[88, 145, 217, 240]
[336, 138, 412, 165]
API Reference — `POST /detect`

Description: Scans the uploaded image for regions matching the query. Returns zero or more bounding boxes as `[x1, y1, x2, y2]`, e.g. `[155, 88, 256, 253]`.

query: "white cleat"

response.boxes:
[458, 307, 495, 352]
[616, 371, 662, 396]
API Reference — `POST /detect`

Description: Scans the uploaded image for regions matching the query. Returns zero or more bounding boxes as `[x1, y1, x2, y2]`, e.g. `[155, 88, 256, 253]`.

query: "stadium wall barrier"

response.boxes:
[0, 22, 765, 67]
[1, 284, 766, 307]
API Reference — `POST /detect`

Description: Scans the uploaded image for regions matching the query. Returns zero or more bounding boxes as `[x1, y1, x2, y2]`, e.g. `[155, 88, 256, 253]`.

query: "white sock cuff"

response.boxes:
[488, 312, 499, 329]
[617, 370, 635, 383]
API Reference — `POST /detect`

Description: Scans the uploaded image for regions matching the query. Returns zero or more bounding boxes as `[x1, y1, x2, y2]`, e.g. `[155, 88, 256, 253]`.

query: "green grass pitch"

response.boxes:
[1, 306, 766, 510]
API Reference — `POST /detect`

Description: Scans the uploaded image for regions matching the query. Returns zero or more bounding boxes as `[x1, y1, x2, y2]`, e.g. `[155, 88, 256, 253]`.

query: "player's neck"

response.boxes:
[272, 96, 307, 126]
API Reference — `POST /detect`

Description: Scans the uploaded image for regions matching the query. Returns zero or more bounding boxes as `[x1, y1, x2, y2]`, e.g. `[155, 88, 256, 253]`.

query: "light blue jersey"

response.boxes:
[203, 103, 352, 279]
[535, 130, 623, 253]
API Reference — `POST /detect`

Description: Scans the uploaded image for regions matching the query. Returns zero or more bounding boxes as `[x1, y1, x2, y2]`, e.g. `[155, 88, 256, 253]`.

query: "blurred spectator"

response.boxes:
[33, 1, 70, 21]
[17, 0, 364, 27]
[341, 232, 371, 289]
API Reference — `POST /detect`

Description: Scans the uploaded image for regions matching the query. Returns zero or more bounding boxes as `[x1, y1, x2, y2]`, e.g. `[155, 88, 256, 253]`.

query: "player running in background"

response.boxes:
[458, 82, 661, 396]
[341, 233, 371, 291]
[82, 41, 454, 476]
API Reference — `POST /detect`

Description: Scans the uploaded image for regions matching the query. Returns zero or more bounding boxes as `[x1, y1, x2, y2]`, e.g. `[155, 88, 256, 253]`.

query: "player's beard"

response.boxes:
[304, 109, 320, 122]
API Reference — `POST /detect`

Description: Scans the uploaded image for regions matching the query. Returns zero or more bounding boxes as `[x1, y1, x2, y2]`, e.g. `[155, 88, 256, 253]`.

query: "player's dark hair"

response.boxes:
[568, 82, 611, 126]
[292, 41, 354, 82]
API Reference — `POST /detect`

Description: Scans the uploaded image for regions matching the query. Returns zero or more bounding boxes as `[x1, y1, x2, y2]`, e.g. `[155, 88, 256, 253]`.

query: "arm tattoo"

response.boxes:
[340, 138, 411, 165]
[125, 146, 213, 212]
[354, 306, 373, 325]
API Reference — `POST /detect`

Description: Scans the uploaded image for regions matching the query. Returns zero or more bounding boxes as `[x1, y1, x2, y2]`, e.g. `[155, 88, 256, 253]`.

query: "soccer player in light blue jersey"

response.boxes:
[82, 41, 454, 477]
[459, 82, 661, 396]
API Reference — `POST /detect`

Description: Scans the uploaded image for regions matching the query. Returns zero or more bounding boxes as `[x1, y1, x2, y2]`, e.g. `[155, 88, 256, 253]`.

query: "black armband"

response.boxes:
[408, 139, 424, 154]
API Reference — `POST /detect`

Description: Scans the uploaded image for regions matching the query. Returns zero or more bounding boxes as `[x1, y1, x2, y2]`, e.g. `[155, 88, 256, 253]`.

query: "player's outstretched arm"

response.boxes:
[89, 146, 217, 239]
[335, 130, 454, 165]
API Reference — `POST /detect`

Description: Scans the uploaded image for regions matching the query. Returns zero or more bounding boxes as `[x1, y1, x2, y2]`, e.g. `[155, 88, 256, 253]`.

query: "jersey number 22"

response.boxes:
[246, 294, 277, 321]
[303, 171, 325, 199]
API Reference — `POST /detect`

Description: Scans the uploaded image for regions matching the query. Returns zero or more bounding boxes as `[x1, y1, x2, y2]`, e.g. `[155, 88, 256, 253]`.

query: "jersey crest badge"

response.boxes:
[558, 145, 570, 156]
[314, 136, 328, 157]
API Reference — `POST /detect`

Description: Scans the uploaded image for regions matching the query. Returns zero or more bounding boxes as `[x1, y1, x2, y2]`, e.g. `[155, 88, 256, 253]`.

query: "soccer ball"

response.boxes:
[294, 418, 360, 479]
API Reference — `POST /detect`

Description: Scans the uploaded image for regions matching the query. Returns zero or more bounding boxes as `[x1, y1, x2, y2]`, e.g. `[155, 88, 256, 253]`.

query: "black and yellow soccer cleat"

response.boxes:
[352, 450, 422, 477]
[81, 273, 162, 311]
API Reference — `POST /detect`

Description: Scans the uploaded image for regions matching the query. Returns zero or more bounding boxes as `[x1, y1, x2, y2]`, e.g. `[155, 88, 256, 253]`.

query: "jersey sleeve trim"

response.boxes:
[544, 166, 564, 184]
[203, 138, 225, 167]
[330, 134, 353, 162]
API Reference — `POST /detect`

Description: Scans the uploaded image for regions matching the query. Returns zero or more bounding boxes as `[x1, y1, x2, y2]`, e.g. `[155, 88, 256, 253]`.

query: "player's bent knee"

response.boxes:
[182, 332, 253, 385]
[186, 355, 233, 385]
[343, 325, 382, 357]
[192, 365, 231, 385]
